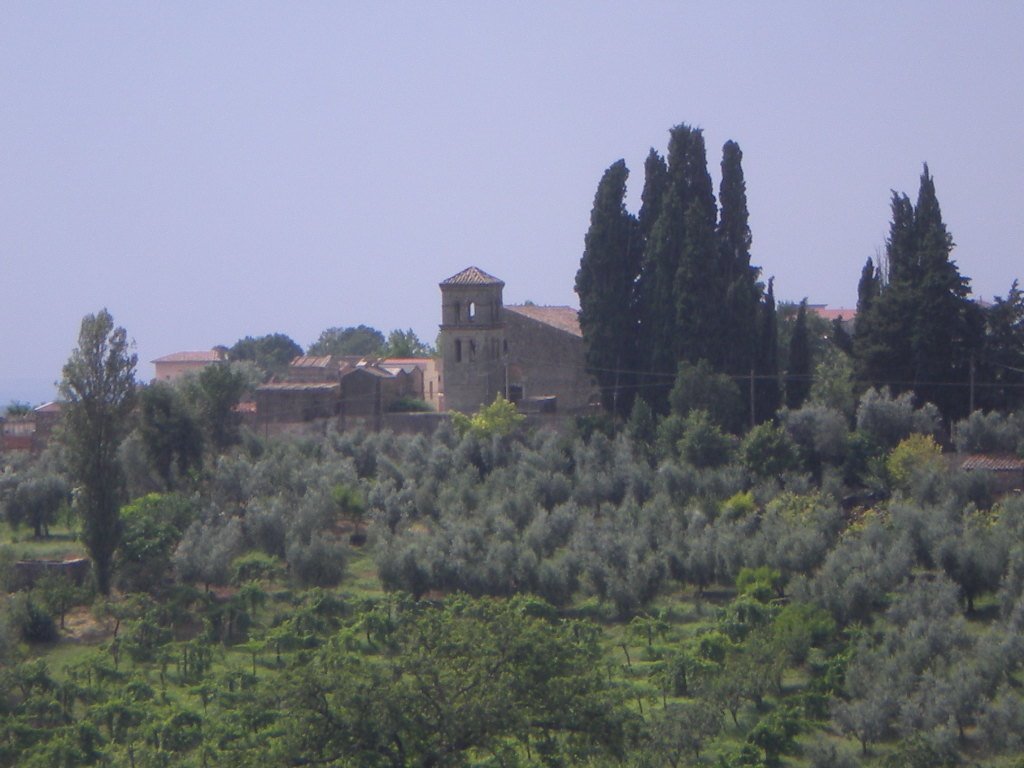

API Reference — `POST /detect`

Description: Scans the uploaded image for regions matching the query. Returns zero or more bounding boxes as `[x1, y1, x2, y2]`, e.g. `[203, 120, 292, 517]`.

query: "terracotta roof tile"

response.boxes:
[505, 305, 582, 337]
[257, 382, 341, 392]
[152, 350, 224, 363]
[290, 355, 336, 368]
[440, 266, 504, 286]
[960, 454, 1024, 472]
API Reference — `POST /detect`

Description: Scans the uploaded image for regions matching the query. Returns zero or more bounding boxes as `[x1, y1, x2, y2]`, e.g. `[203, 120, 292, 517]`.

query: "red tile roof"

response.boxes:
[441, 266, 504, 286]
[960, 454, 1024, 472]
[290, 355, 336, 368]
[256, 382, 341, 392]
[152, 350, 224, 363]
[505, 305, 582, 337]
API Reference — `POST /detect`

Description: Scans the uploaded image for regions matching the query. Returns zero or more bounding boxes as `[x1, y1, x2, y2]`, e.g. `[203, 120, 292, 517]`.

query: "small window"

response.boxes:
[469, 340, 477, 362]
[503, 339, 508, 354]
[468, 301, 476, 322]
[454, 339, 462, 363]
[453, 302, 461, 323]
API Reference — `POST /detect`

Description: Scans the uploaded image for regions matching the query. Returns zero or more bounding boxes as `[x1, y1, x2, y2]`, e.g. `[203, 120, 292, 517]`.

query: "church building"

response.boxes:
[438, 266, 597, 413]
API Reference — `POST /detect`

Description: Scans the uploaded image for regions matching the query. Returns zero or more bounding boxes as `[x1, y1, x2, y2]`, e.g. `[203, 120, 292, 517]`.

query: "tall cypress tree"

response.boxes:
[575, 160, 641, 417]
[638, 124, 721, 410]
[786, 300, 812, 409]
[853, 165, 979, 420]
[980, 281, 1024, 412]
[909, 165, 976, 417]
[674, 198, 720, 365]
[717, 140, 761, 378]
[637, 149, 668, 241]
[753, 278, 781, 423]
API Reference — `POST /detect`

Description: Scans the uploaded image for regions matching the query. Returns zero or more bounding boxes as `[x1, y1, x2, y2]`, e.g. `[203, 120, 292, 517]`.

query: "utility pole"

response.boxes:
[969, 353, 976, 414]
[749, 366, 756, 428]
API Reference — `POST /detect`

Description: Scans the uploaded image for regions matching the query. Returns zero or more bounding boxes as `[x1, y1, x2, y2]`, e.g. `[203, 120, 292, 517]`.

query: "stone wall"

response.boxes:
[504, 312, 597, 412]
[10, 558, 91, 591]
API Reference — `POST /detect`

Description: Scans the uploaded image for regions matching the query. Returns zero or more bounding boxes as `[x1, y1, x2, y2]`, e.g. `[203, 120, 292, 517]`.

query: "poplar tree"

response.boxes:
[60, 309, 137, 594]
[575, 159, 641, 416]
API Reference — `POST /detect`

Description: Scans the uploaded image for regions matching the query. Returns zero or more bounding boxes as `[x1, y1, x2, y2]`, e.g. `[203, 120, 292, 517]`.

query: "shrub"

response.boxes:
[740, 422, 800, 479]
[287, 534, 347, 588]
[855, 387, 941, 453]
[451, 395, 524, 439]
[722, 490, 757, 518]
[386, 397, 433, 413]
[7, 592, 58, 643]
[952, 409, 1024, 454]
[678, 410, 736, 469]
[231, 551, 283, 584]
[669, 360, 744, 433]
[886, 434, 944, 492]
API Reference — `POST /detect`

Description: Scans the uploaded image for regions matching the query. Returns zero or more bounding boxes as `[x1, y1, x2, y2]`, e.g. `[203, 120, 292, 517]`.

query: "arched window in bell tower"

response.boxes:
[468, 301, 476, 322]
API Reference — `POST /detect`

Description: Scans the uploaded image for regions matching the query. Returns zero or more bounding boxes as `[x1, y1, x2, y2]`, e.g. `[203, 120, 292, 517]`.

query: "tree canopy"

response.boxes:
[576, 123, 771, 421]
[59, 309, 137, 594]
[854, 165, 981, 420]
[307, 325, 386, 357]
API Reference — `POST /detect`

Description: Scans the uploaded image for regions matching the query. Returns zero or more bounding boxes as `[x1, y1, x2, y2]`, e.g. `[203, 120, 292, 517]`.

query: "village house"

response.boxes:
[0, 402, 63, 455]
[152, 349, 225, 383]
[153, 266, 595, 431]
[959, 454, 1024, 497]
[254, 355, 429, 429]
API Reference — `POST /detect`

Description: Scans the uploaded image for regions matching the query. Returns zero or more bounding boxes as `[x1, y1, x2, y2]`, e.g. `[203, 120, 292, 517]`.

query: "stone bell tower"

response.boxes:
[439, 266, 507, 413]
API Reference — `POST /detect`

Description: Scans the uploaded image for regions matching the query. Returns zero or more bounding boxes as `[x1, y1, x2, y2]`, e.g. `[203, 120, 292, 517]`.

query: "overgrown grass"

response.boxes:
[0, 522, 85, 561]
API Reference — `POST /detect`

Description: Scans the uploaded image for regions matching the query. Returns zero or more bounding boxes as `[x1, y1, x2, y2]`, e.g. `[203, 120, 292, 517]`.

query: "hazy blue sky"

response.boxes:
[3, 2, 1022, 405]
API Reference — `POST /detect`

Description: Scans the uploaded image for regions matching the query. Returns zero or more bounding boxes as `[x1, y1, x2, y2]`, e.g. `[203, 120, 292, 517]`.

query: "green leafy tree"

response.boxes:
[228, 333, 303, 379]
[59, 309, 137, 595]
[273, 596, 630, 766]
[740, 422, 799, 480]
[669, 359, 744, 433]
[809, 348, 858, 418]
[138, 383, 203, 488]
[307, 325, 385, 357]
[381, 328, 433, 358]
[886, 434, 943, 492]
[678, 409, 736, 468]
[451, 394, 524, 439]
[116, 493, 195, 593]
[979, 280, 1024, 412]
[786, 299, 812, 409]
[575, 159, 641, 416]
[184, 363, 250, 450]
[2, 472, 69, 538]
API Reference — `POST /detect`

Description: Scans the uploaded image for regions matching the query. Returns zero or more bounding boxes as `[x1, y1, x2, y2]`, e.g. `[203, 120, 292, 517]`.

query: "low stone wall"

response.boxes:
[11, 558, 91, 591]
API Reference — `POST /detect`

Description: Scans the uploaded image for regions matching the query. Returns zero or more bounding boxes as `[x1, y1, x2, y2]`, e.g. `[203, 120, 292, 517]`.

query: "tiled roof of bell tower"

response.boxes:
[440, 266, 504, 287]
